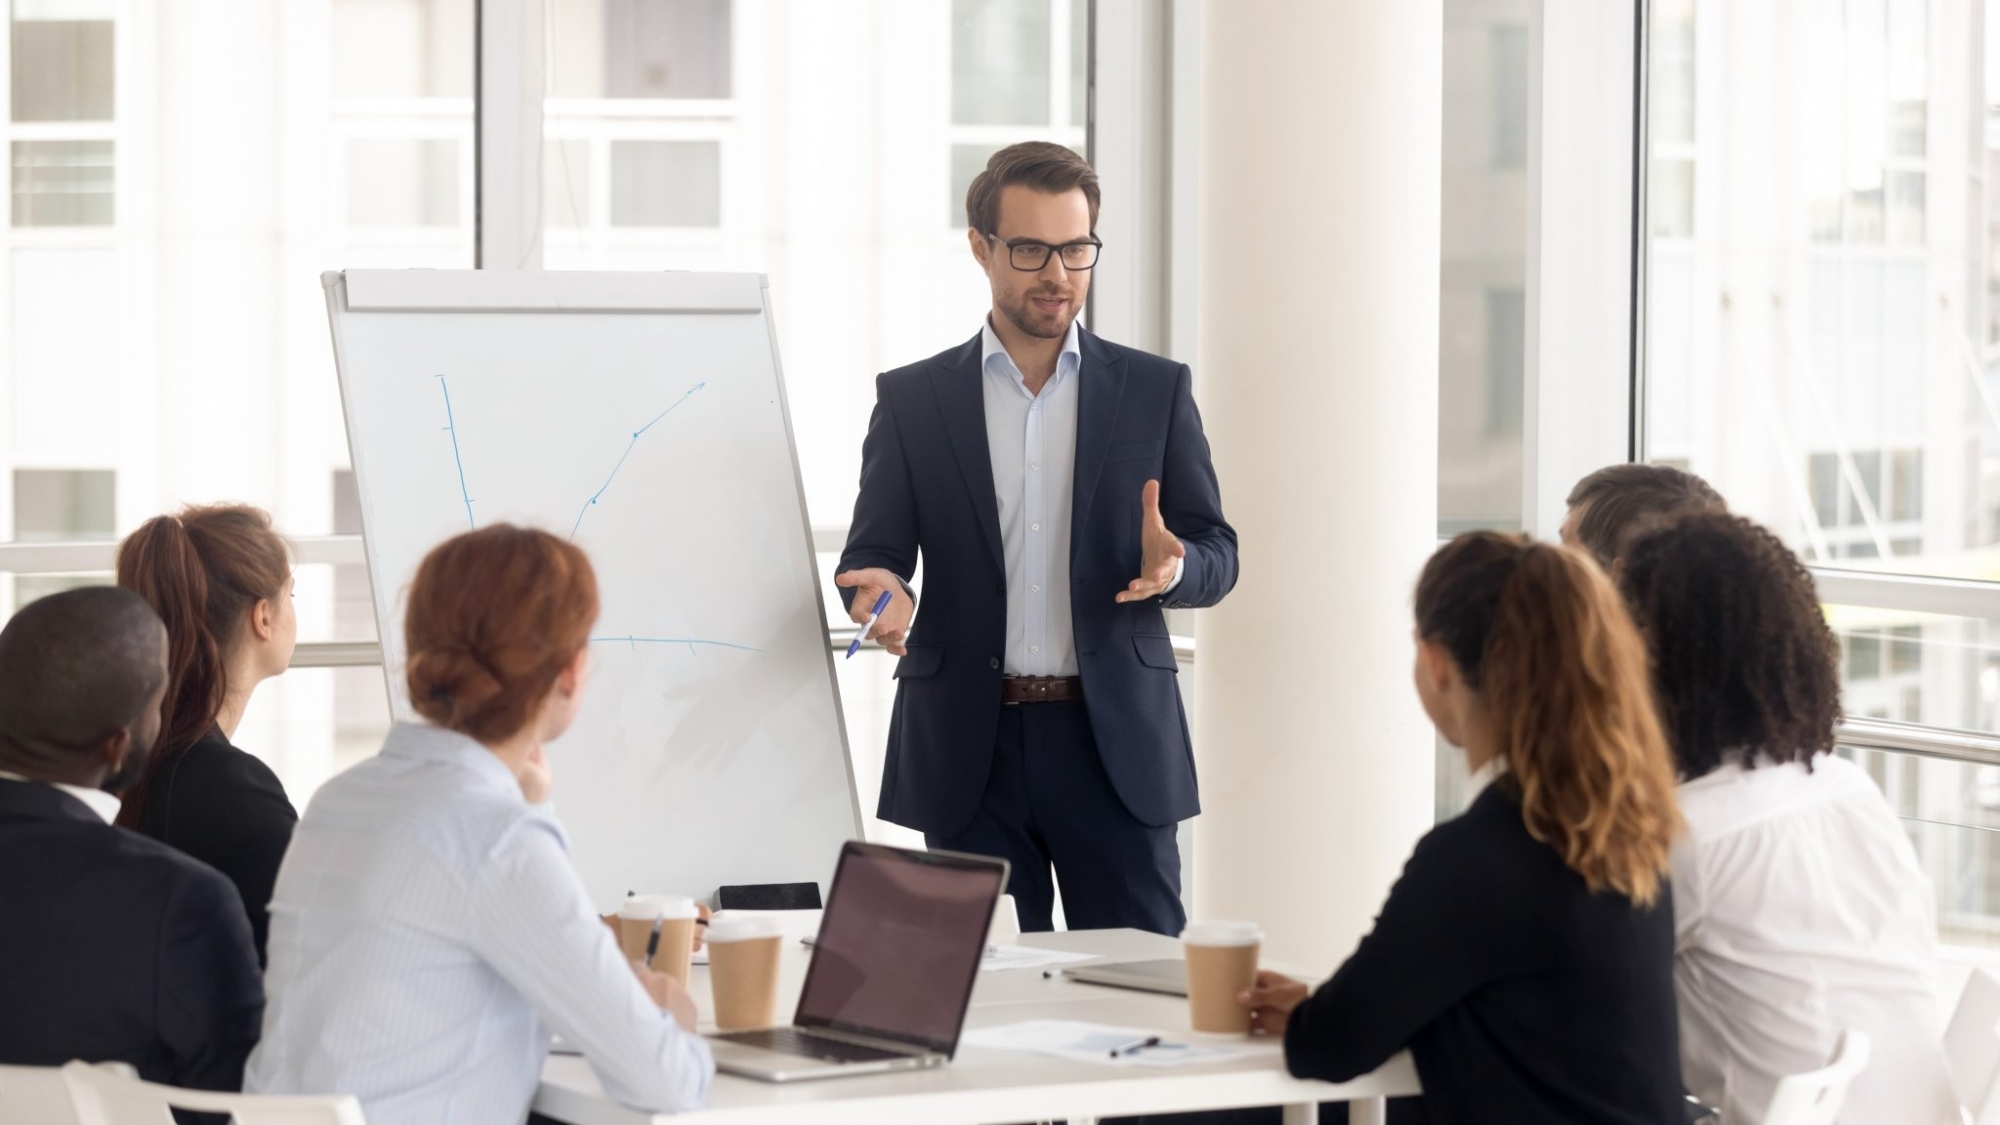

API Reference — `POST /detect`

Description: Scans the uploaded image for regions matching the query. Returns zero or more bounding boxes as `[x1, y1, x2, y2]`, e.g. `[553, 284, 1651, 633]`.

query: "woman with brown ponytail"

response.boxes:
[115, 503, 299, 965]
[1237, 533, 1686, 1124]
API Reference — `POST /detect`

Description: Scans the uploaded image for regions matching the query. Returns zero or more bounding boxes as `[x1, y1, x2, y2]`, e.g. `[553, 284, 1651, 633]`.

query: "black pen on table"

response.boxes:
[1108, 1035, 1161, 1058]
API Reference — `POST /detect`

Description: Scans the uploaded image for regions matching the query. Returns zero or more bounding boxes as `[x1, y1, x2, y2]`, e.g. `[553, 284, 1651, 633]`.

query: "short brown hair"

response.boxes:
[965, 141, 1100, 236]
[1416, 533, 1681, 907]
[1566, 463, 1726, 567]
[405, 525, 598, 744]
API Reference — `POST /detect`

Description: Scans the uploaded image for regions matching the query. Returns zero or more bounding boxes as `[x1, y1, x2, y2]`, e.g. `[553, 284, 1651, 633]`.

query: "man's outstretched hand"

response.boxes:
[834, 568, 916, 655]
[1116, 479, 1185, 604]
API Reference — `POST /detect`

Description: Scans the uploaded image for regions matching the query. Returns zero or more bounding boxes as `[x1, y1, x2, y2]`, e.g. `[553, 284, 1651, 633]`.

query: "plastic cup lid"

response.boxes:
[619, 894, 699, 921]
[705, 915, 784, 943]
[1181, 920, 1263, 946]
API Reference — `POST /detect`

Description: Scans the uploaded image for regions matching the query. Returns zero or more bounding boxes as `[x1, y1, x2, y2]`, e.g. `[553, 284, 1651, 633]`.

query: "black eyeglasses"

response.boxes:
[985, 234, 1102, 272]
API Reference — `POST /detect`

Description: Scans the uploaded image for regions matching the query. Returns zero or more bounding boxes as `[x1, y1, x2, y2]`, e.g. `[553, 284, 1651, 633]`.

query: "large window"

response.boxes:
[1439, 0, 1530, 537]
[1641, 0, 2000, 946]
[0, 0, 474, 803]
[541, 0, 1085, 530]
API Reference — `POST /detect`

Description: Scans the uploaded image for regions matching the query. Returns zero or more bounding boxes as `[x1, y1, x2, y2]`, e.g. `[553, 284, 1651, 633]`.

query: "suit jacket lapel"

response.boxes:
[929, 334, 1007, 577]
[1072, 329, 1128, 559]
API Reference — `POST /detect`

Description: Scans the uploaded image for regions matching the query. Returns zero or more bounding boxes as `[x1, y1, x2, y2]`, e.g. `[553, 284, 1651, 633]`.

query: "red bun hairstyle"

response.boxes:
[405, 524, 598, 744]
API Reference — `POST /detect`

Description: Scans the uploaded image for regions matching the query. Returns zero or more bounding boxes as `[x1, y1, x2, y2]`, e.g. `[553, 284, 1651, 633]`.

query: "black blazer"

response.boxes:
[134, 730, 297, 965]
[1284, 784, 1684, 1125]
[837, 329, 1238, 835]
[0, 778, 264, 1091]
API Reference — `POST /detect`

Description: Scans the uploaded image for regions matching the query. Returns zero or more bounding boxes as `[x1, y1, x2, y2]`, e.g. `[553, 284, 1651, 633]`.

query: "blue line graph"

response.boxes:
[590, 635, 762, 656]
[437, 375, 475, 529]
[570, 382, 708, 540]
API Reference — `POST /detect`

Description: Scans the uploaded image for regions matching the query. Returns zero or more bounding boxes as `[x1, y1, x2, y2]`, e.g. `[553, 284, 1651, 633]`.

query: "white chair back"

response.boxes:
[1949, 967, 2000, 1122]
[61, 1061, 366, 1125]
[1762, 1030, 1872, 1125]
[0, 1064, 83, 1125]
[989, 893, 1022, 943]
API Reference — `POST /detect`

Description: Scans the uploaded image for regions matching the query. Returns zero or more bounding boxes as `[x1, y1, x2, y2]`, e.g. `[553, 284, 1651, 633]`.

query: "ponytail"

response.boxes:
[1415, 533, 1681, 906]
[113, 505, 290, 827]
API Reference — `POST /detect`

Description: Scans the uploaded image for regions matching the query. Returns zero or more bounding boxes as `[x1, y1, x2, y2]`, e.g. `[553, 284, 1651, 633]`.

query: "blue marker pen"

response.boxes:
[845, 590, 894, 659]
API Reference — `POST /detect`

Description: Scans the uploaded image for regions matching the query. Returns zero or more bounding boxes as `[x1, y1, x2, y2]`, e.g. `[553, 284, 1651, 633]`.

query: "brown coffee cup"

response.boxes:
[617, 895, 701, 986]
[706, 915, 784, 1031]
[1182, 921, 1263, 1036]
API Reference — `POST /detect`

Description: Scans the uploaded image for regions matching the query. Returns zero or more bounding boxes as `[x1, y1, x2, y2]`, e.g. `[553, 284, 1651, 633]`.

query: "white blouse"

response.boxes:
[246, 723, 712, 1125]
[1672, 753, 1955, 1124]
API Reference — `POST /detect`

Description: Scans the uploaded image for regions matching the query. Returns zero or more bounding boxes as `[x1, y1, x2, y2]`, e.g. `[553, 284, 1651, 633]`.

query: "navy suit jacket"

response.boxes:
[0, 778, 264, 1094]
[838, 329, 1238, 835]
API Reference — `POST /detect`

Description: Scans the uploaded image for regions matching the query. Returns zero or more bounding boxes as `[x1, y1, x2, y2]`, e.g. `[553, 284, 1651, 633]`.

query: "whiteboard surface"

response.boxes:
[326, 270, 860, 907]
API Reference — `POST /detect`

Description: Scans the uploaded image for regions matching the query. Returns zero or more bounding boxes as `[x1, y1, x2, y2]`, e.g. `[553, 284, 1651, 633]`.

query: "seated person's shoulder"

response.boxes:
[167, 732, 289, 795]
[1415, 784, 1559, 880]
[69, 819, 253, 914]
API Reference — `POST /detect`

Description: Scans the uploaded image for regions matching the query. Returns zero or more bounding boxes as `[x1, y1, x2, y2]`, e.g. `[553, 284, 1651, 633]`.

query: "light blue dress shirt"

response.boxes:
[246, 722, 712, 1125]
[981, 318, 1082, 677]
[980, 318, 1180, 677]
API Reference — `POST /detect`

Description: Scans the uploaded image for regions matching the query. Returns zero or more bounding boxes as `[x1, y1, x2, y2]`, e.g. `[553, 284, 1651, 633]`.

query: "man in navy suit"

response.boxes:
[836, 142, 1238, 935]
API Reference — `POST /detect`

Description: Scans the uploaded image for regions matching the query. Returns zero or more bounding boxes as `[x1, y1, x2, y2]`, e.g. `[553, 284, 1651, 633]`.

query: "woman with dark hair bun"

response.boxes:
[1619, 511, 1955, 1124]
[246, 524, 712, 1125]
[115, 503, 299, 964]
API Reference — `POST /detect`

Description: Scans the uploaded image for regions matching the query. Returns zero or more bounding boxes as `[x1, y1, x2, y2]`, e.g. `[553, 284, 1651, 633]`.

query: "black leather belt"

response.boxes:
[1001, 675, 1085, 705]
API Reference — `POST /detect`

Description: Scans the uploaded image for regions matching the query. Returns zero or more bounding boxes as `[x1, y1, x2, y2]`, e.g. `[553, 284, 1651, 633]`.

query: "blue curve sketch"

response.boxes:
[570, 382, 708, 541]
[590, 635, 762, 656]
[437, 375, 475, 529]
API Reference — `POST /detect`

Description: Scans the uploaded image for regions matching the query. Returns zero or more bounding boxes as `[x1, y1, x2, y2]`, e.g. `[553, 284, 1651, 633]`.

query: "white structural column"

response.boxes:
[1191, 3, 1442, 967]
[476, 0, 545, 270]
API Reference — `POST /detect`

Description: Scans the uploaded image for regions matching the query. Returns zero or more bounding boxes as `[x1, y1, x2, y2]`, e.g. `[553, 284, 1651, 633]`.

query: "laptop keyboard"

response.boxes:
[714, 1026, 915, 1064]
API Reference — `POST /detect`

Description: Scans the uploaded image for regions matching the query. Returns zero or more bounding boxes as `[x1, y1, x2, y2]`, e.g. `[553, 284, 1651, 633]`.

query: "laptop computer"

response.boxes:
[1060, 959, 1189, 996]
[706, 841, 1009, 1083]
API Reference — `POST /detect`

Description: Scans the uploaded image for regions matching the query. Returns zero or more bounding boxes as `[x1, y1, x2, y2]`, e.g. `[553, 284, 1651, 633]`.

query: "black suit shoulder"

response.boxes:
[0, 781, 261, 1090]
[878, 336, 978, 391]
[873, 330, 1188, 395]
[1084, 331, 1186, 380]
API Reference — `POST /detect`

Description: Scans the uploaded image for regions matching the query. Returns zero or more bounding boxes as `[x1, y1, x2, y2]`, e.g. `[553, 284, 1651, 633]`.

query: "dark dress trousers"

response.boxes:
[1282, 783, 1685, 1125]
[838, 329, 1237, 933]
[134, 729, 298, 965]
[0, 778, 264, 1095]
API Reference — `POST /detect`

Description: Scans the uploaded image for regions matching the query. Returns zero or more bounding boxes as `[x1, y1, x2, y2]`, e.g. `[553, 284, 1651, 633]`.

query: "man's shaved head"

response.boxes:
[0, 586, 168, 785]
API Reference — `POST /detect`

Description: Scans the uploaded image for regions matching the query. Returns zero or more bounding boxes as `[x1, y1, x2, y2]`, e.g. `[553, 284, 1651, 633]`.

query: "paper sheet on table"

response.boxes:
[981, 944, 1102, 972]
[962, 1020, 1280, 1068]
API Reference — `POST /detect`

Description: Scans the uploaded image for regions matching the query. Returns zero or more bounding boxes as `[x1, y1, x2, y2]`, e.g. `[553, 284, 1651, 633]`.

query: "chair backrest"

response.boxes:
[62, 1061, 366, 1125]
[0, 1064, 82, 1125]
[1948, 967, 2000, 1121]
[989, 894, 1021, 943]
[1762, 1030, 1873, 1125]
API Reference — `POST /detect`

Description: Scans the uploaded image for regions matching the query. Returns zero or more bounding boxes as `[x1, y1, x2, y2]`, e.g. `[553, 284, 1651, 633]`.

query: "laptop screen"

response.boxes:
[793, 843, 1008, 1056]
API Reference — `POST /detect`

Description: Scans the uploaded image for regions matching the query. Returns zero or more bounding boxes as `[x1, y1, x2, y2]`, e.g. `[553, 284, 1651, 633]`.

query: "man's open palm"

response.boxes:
[1116, 480, 1185, 604]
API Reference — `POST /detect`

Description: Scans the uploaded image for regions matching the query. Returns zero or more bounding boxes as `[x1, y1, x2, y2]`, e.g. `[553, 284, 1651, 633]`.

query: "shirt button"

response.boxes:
[1031, 462, 1040, 471]
[1031, 645, 1040, 654]
[1031, 584, 1040, 592]
[988, 657, 1001, 670]
[1031, 523, 1040, 531]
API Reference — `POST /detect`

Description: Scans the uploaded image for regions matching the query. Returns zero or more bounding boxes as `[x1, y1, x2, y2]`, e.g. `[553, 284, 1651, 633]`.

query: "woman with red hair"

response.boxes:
[246, 525, 712, 1125]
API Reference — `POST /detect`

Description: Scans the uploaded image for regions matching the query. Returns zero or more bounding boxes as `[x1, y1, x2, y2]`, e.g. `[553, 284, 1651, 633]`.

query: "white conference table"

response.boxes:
[533, 927, 1420, 1125]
